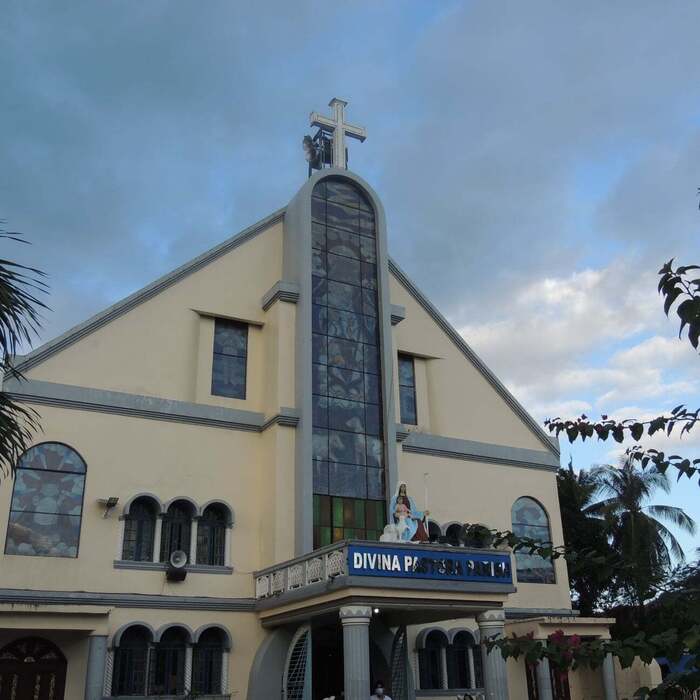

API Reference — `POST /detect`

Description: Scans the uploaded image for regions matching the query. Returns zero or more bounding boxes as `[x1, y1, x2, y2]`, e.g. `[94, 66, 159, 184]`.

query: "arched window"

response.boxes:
[5, 442, 86, 558]
[112, 625, 151, 696]
[122, 497, 158, 562]
[447, 631, 483, 690]
[192, 627, 226, 694]
[511, 497, 555, 584]
[418, 630, 448, 689]
[197, 504, 228, 566]
[160, 500, 194, 563]
[445, 523, 463, 547]
[150, 627, 188, 695]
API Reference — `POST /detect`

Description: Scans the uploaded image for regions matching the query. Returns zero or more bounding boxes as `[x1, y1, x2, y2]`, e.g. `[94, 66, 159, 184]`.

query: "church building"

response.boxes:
[0, 99, 635, 700]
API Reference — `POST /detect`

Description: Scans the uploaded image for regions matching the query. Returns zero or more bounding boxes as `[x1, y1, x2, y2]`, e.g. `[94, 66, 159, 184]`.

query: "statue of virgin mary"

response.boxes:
[390, 481, 430, 542]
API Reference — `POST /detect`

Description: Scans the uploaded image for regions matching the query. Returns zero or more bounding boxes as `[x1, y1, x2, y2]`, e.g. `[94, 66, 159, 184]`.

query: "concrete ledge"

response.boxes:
[401, 431, 559, 471]
[113, 560, 234, 575]
[262, 280, 301, 311]
[390, 304, 406, 325]
[0, 588, 255, 612]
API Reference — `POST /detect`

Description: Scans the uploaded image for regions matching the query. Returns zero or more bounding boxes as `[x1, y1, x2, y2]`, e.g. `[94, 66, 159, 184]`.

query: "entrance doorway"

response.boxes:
[310, 622, 391, 700]
[0, 637, 67, 700]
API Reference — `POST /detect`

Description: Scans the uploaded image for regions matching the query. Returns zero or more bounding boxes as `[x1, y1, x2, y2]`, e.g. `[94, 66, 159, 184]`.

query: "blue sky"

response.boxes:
[2, 1, 699, 556]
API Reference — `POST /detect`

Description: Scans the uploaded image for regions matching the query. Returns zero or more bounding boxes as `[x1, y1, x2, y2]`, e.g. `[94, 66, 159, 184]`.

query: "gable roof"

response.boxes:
[12, 205, 558, 456]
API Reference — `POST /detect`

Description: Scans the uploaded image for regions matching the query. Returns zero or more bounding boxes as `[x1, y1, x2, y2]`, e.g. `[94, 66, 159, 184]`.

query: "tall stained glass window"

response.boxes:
[511, 497, 556, 583]
[398, 354, 417, 425]
[4, 442, 86, 558]
[311, 177, 386, 547]
[211, 319, 248, 399]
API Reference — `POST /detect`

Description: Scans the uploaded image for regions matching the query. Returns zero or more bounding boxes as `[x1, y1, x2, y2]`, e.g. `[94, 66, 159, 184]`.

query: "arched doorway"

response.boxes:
[0, 637, 66, 700]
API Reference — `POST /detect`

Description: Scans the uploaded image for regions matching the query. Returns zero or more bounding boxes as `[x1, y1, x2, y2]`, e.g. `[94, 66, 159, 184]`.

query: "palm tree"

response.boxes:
[0, 227, 47, 481]
[589, 459, 696, 619]
[557, 461, 617, 615]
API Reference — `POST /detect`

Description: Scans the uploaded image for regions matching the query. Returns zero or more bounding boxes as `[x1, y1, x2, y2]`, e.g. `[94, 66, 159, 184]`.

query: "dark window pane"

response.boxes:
[213, 320, 248, 357]
[313, 429, 329, 461]
[327, 253, 361, 285]
[19, 442, 86, 473]
[312, 363, 328, 395]
[326, 179, 361, 208]
[366, 435, 384, 468]
[312, 304, 328, 334]
[359, 235, 376, 262]
[329, 397, 366, 433]
[312, 249, 327, 277]
[313, 334, 328, 365]
[364, 345, 380, 374]
[364, 373, 380, 404]
[398, 355, 416, 386]
[327, 308, 364, 342]
[6, 511, 81, 557]
[363, 315, 378, 345]
[362, 289, 378, 316]
[312, 395, 329, 428]
[367, 468, 385, 499]
[212, 354, 246, 399]
[10, 470, 85, 515]
[159, 503, 193, 563]
[359, 208, 375, 236]
[365, 403, 382, 436]
[361, 262, 377, 289]
[511, 497, 556, 584]
[327, 337, 364, 371]
[327, 280, 363, 314]
[313, 460, 329, 495]
[327, 227, 361, 259]
[400, 386, 417, 425]
[329, 430, 366, 465]
[312, 222, 326, 250]
[311, 196, 326, 223]
[328, 366, 364, 401]
[327, 201, 359, 232]
[312, 276, 328, 305]
[197, 506, 227, 566]
[329, 464, 367, 498]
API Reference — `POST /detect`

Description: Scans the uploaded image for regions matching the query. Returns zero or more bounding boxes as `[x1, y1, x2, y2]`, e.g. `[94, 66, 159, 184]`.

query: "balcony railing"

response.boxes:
[254, 540, 513, 600]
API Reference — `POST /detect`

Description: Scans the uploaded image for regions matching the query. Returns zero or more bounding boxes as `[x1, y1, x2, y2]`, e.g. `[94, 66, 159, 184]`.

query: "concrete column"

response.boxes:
[477, 611, 510, 700]
[440, 646, 449, 689]
[340, 605, 372, 700]
[224, 526, 232, 567]
[222, 650, 230, 693]
[84, 635, 108, 700]
[535, 657, 554, 700]
[189, 519, 199, 564]
[153, 517, 163, 562]
[184, 644, 194, 693]
[467, 646, 476, 690]
[602, 653, 618, 700]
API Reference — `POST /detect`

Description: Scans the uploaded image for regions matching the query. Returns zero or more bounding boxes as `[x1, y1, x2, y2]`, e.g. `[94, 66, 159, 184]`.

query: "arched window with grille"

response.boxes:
[418, 630, 448, 690]
[447, 631, 483, 691]
[150, 627, 188, 696]
[511, 496, 556, 584]
[4, 442, 86, 558]
[197, 503, 229, 566]
[160, 500, 195, 563]
[112, 625, 152, 696]
[192, 627, 227, 694]
[445, 523, 462, 547]
[122, 497, 158, 562]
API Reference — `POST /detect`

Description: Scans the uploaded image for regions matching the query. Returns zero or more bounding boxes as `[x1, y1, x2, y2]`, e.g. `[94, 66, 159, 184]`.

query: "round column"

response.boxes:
[84, 634, 108, 700]
[339, 605, 373, 700]
[602, 652, 618, 700]
[535, 656, 554, 700]
[477, 610, 510, 700]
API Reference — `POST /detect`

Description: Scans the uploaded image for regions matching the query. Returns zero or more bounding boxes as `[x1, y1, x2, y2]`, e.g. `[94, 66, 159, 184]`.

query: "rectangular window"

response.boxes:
[211, 319, 248, 399]
[313, 494, 385, 548]
[398, 354, 417, 425]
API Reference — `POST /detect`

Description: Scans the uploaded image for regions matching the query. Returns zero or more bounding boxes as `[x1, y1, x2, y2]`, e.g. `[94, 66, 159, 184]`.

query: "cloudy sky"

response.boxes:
[2, 1, 699, 555]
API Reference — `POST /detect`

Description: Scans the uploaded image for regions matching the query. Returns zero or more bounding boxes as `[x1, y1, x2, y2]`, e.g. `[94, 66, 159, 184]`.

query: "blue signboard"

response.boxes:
[347, 544, 512, 584]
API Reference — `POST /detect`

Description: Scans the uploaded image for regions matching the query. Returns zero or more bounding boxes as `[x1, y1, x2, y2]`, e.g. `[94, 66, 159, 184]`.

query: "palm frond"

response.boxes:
[644, 504, 697, 535]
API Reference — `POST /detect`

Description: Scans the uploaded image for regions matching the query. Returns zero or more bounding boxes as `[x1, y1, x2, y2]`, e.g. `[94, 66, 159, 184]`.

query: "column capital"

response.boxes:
[477, 610, 506, 628]
[339, 605, 373, 624]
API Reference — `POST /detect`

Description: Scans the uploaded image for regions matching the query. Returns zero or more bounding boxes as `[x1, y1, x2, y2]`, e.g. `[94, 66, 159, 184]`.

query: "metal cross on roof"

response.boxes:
[309, 98, 366, 170]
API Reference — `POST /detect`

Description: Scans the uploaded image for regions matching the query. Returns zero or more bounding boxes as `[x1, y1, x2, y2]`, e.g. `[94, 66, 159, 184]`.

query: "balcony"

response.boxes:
[254, 540, 515, 614]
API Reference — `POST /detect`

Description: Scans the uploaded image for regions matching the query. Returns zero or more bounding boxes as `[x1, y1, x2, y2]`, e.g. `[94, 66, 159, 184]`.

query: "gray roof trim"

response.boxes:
[13, 208, 285, 375]
[401, 432, 559, 471]
[505, 607, 578, 619]
[5, 378, 265, 431]
[388, 258, 558, 456]
[0, 588, 255, 612]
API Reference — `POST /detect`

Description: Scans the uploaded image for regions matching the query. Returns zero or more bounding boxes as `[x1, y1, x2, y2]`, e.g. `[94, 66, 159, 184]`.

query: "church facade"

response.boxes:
[0, 101, 633, 700]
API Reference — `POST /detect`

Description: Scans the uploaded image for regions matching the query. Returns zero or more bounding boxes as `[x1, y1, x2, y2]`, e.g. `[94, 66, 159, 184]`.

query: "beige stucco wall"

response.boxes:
[389, 274, 551, 453]
[398, 452, 571, 612]
[25, 221, 284, 416]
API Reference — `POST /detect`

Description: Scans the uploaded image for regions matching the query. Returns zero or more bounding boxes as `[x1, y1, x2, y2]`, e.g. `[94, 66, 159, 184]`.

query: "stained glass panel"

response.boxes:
[311, 177, 386, 548]
[511, 497, 556, 584]
[5, 443, 86, 558]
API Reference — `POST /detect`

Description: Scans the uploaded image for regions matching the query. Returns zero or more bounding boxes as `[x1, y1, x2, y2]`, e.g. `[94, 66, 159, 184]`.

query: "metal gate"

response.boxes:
[283, 625, 312, 700]
[390, 625, 409, 700]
